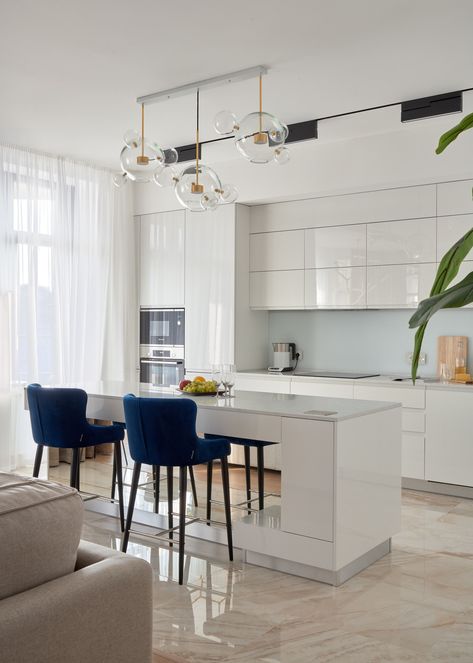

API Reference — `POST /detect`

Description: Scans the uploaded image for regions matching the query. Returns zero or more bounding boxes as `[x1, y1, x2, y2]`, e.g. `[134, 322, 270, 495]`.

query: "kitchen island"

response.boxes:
[83, 384, 402, 585]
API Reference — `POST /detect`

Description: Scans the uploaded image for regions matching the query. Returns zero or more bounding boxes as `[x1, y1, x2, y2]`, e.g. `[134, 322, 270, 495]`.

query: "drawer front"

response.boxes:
[402, 408, 425, 433]
[354, 385, 425, 409]
[291, 379, 354, 399]
[234, 376, 291, 394]
[197, 409, 281, 443]
[402, 433, 425, 480]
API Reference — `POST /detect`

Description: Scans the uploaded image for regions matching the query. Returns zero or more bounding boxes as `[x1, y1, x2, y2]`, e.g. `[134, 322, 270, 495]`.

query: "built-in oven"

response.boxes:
[140, 308, 184, 348]
[139, 346, 185, 389]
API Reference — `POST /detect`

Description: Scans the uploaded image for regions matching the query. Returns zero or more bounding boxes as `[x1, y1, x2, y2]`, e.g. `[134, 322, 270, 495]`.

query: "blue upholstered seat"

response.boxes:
[122, 394, 233, 584]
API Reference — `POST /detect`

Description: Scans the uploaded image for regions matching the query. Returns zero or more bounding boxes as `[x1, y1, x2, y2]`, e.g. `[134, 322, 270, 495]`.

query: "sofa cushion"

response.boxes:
[0, 472, 83, 600]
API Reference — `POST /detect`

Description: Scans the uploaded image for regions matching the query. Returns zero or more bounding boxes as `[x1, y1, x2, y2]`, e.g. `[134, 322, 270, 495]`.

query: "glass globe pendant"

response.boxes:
[118, 104, 177, 184]
[171, 89, 238, 212]
[214, 74, 289, 165]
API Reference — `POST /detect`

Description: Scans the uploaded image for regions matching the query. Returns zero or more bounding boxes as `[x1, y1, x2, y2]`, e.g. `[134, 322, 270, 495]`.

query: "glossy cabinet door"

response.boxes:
[139, 211, 185, 307]
[367, 218, 436, 266]
[437, 214, 473, 260]
[250, 270, 304, 309]
[305, 225, 366, 269]
[185, 206, 235, 372]
[366, 263, 437, 308]
[290, 379, 354, 398]
[250, 230, 304, 271]
[426, 389, 473, 487]
[437, 179, 473, 216]
[305, 267, 366, 308]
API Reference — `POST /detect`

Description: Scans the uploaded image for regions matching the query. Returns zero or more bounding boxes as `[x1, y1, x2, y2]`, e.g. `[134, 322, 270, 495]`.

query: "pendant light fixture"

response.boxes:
[214, 74, 290, 164]
[113, 104, 178, 186]
[158, 89, 238, 212]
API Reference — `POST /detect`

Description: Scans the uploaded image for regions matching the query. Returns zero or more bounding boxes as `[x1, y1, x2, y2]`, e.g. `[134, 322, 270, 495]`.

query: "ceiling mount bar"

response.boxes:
[136, 65, 268, 105]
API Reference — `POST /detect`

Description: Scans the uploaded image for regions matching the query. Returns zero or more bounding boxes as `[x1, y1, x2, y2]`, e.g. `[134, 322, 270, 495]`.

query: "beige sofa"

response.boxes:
[0, 472, 153, 663]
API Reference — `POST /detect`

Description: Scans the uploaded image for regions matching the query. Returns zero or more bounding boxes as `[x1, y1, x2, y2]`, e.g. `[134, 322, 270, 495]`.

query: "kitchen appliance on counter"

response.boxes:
[294, 370, 380, 379]
[140, 308, 185, 388]
[268, 342, 297, 373]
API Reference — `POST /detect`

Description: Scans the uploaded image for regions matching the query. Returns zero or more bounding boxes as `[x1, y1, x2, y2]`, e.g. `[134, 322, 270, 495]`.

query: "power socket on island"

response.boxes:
[406, 351, 426, 365]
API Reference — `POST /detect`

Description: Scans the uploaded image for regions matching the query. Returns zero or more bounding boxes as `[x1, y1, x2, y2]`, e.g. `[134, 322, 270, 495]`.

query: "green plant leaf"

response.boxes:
[410, 271, 473, 328]
[409, 227, 473, 381]
[436, 112, 473, 154]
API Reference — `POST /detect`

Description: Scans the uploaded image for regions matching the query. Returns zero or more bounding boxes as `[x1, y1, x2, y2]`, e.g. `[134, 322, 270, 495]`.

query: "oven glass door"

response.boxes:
[140, 359, 184, 388]
[140, 309, 184, 346]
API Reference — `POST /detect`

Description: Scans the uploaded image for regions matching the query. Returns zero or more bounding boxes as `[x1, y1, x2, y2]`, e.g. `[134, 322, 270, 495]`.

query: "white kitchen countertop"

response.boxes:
[238, 369, 473, 392]
[81, 382, 399, 423]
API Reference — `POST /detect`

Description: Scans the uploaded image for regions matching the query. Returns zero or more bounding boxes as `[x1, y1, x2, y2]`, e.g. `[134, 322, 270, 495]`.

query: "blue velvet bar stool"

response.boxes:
[121, 394, 233, 585]
[26, 383, 126, 531]
[205, 435, 276, 521]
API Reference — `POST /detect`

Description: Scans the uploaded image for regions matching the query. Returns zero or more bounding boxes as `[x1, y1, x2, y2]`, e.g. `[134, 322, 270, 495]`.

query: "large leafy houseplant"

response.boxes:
[410, 113, 473, 382]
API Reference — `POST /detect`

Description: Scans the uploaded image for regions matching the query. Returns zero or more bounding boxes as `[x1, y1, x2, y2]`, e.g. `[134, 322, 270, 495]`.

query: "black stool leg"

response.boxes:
[257, 446, 264, 510]
[76, 448, 81, 492]
[220, 456, 233, 561]
[114, 442, 125, 532]
[111, 449, 116, 500]
[70, 448, 80, 489]
[167, 466, 174, 547]
[189, 465, 198, 506]
[33, 445, 43, 478]
[244, 446, 251, 514]
[122, 462, 141, 553]
[178, 466, 187, 585]
[206, 461, 213, 525]
[154, 465, 160, 513]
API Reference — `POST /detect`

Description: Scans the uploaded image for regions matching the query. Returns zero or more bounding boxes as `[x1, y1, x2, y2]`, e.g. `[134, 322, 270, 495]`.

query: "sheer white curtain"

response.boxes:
[0, 144, 136, 471]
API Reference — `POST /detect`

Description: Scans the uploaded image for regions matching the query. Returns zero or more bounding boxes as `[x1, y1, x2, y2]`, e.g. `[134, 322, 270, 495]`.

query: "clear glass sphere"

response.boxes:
[219, 183, 238, 203]
[174, 164, 222, 212]
[123, 129, 141, 149]
[273, 146, 290, 165]
[120, 141, 165, 182]
[112, 172, 127, 188]
[214, 110, 237, 135]
[153, 166, 179, 188]
[163, 147, 178, 165]
[201, 191, 219, 211]
[235, 111, 288, 163]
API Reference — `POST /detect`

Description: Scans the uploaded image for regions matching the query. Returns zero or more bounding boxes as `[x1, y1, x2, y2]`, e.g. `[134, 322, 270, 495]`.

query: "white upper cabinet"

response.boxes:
[305, 267, 366, 308]
[305, 225, 366, 269]
[185, 206, 235, 372]
[437, 214, 473, 260]
[367, 218, 436, 266]
[250, 270, 305, 309]
[437, 180, 473, 216]
[139, 211, 185, 307]
[250, 230, 304, 271]
[367, 263, 437, 308]
[251, 185, 436, 233]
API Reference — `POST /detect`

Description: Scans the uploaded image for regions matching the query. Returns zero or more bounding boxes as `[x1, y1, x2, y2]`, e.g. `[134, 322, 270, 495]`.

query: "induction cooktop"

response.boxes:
[295, 371, 379, 379]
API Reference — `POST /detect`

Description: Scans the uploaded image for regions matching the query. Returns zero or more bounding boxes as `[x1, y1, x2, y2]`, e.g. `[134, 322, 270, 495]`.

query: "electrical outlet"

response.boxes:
[406, 351, 426, 365]
[297, 350, 303, 361]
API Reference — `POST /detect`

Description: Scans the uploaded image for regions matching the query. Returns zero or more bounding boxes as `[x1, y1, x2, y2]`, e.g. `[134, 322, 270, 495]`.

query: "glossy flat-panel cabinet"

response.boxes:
[250, 270, 304, 309]
[305, 225, 366, 269]
[437, 179, 473, 216]
[437, 214, 473, 260]
[305, 267, 366, 308]
[426, 389, 473, 486]
[367, 263, 437, 308]
[367, 218, 436, 265]
[139, 211, 185, 306]
[290, 379, 354, 399]
[185, 206, 235, 372]
[250, 230, 304, 271]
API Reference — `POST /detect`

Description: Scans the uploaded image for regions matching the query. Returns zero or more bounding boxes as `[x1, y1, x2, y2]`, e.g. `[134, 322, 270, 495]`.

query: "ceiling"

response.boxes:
[1, 0, 472, 169]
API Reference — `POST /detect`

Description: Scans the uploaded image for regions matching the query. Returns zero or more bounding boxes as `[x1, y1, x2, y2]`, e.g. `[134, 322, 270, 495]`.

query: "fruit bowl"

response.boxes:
[177, 377, 219, 396]
[177, 389, 218, 396]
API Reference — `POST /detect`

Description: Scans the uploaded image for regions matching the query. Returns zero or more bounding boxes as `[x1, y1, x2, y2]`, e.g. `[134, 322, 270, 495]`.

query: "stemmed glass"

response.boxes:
[211, 364, 223, 397]
[222, 364, 236, 397]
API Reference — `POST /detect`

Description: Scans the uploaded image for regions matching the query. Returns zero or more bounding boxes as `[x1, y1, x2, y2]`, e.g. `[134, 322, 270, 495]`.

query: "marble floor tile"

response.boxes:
[81, 482, 473, 663]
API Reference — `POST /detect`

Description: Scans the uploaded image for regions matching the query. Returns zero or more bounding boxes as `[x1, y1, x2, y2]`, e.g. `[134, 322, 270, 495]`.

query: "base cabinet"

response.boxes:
[426, 389, 473, 486]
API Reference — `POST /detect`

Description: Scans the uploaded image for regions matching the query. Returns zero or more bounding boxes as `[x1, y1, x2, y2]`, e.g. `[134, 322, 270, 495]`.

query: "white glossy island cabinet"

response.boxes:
[83, 385, 401, 586]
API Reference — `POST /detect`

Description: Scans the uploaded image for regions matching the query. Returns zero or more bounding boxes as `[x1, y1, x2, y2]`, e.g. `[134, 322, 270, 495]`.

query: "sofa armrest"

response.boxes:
[0, 540, 153, 663]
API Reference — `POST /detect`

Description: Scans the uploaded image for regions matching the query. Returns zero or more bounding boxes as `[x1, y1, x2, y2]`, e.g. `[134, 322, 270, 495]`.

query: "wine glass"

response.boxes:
[222, 364, 236, 397]
[211, 364, 222, 396]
